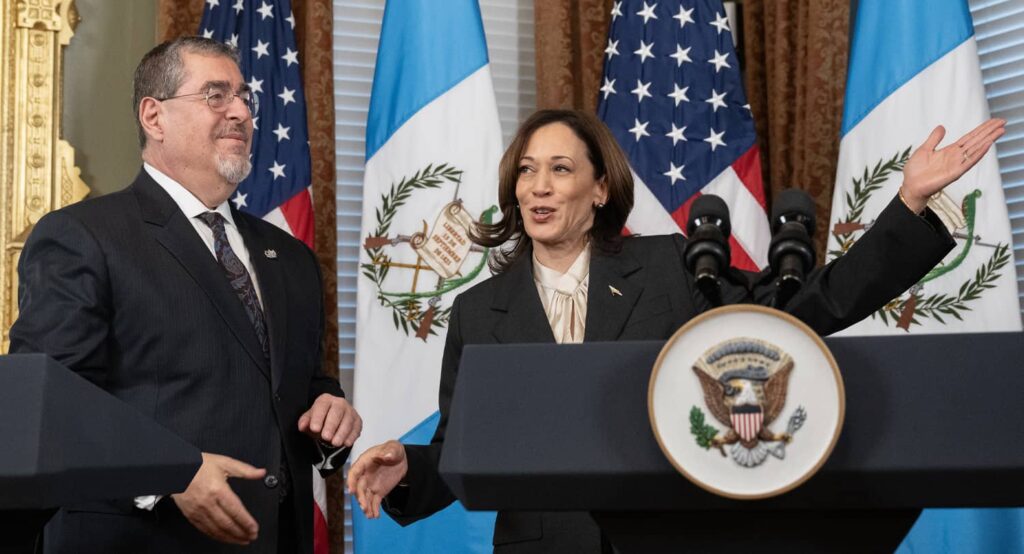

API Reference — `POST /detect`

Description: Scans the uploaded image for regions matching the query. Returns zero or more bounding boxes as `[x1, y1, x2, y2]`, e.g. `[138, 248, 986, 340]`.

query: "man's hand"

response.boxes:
[346, 440, 408, 519]
[297, 393, 362, 448]
[901, 118, 1006, 213]
[171, 453, 266, 545]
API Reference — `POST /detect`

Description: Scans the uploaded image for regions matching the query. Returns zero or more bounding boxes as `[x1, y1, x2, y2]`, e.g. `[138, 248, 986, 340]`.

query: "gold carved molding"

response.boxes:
[1, 0, 89, 351]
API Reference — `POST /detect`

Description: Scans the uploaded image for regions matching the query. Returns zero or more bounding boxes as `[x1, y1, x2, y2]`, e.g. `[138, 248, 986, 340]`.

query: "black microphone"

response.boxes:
[769, 188, 817, 308]
[684, 194, 731, 306]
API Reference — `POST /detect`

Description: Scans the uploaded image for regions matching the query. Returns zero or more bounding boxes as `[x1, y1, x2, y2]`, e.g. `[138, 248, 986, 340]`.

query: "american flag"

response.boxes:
[198, 1, 326, 552]
[597, 0, 768, 270]
[201, 0, 315, 248]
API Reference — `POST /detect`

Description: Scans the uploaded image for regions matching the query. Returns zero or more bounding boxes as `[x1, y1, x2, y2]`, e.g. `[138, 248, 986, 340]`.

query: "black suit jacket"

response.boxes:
[384, 196, 954, 552]
[9, 171, 343, 554]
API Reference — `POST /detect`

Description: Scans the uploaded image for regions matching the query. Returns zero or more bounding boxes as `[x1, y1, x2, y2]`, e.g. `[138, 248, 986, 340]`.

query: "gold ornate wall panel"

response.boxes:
[1, 0, 89, 351]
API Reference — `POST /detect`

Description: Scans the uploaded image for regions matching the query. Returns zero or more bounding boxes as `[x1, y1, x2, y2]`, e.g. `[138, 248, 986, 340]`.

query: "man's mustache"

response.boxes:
[217, 124, 251, 142]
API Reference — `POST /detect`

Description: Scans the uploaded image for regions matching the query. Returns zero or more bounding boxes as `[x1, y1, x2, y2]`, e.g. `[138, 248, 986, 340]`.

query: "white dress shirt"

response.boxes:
[143, 163, 264, 305]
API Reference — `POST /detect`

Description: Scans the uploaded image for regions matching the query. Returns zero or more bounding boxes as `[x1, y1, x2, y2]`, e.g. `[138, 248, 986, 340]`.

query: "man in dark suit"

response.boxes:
[9, 37, 359, 553]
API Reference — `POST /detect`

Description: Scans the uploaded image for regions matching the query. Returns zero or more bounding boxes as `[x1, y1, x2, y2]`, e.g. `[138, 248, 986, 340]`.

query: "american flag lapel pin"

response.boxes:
[264, 249, 277, 259]
[609, 285, 622, 297]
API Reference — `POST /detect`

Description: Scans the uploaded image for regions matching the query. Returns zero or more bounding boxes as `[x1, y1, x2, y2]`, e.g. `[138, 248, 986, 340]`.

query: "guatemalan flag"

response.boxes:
[352, 0, 500, 552]
[828, 1, 1023, 552]
[598, 0, 768, 271]
[827, 0, 1020, 336]
[199, 2, 327, 553]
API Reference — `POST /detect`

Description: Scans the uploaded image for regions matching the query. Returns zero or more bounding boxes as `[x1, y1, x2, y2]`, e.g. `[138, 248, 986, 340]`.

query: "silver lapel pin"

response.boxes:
[609, 285, 622, 297]
[264, 249, 277, 259]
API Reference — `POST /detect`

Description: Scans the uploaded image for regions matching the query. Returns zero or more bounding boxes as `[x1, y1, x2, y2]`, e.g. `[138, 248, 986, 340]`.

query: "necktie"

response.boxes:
[197, 212, 270, 359]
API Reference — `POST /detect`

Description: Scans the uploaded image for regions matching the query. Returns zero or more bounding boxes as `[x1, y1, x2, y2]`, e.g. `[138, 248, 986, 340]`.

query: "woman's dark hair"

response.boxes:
[473, 109, 634, 273]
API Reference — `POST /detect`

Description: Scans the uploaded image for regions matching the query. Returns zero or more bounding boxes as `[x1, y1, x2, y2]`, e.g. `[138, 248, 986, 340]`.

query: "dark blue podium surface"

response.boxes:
[0, 354, 201, 509]
[438, 332, 1024, 552]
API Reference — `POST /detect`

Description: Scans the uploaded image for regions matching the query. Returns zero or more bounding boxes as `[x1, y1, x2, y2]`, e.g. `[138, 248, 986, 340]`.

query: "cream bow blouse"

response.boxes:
[532, 248, 590, 344]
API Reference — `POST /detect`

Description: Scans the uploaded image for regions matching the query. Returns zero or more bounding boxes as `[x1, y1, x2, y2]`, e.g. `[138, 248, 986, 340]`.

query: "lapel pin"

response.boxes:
[264, 249, 277, 259]
[609, 285, 622, 297]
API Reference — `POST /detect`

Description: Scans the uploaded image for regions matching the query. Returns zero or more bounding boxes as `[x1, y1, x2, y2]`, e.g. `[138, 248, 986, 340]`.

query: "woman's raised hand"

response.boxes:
[900, 118, 1006, 213]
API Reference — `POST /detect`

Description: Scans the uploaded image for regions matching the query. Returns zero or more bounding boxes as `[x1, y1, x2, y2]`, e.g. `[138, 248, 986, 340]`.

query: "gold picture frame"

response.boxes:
[1, 0, 89, 351]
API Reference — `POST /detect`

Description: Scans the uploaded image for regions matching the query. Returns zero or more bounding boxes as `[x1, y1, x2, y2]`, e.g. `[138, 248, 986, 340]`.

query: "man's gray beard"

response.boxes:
[216, 155, 252, 184]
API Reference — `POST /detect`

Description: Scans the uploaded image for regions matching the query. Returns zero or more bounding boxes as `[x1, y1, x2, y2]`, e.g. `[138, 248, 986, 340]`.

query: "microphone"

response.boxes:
[769, 188, 817, 308]
[684, 194, 731, 306]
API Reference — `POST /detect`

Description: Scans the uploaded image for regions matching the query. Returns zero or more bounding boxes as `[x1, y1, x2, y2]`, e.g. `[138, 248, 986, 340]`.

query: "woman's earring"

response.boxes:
[595, 202, 606, 209]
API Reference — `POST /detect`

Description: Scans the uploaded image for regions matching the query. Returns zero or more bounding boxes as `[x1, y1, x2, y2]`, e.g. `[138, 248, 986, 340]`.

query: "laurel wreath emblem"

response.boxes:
[829, 148, 1011, 328]
[360, 164, 465, 337]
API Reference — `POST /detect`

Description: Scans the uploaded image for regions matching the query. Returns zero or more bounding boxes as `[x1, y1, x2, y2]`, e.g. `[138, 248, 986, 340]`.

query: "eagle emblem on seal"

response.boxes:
[689, 338, 807, 467]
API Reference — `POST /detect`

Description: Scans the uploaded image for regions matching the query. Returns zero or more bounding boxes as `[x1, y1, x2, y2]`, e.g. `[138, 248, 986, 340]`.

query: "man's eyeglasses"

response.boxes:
[155, 85, 259, 116]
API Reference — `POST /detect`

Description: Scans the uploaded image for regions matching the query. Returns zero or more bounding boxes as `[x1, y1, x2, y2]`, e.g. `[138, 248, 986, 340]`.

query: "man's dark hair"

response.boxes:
[132, 36, 240, 148]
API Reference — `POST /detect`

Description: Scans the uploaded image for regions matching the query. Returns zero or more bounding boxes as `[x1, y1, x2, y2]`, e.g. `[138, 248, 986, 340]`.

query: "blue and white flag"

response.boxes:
[827, 0, 1021, 335]
[828, 1, 1023, 551]
[353, 0, 500, 552]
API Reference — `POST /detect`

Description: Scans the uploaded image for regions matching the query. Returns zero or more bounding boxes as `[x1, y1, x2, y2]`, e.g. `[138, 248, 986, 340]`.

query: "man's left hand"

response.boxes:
[298, 394, 362, 448]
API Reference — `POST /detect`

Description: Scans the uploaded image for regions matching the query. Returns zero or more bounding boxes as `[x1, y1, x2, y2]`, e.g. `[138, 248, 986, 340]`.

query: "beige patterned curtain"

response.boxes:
[157, 1, 343, 551]
[742, 0, 850, 255]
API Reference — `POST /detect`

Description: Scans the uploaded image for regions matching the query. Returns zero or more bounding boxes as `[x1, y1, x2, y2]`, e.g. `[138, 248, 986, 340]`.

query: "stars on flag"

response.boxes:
[281, 48, 299, 67]
[663, 162, 685, 185]
[605, 38, 620, 59]
[199, 0, 313, 230]
[273, 123, 291, 142]
[669, 44, 693, 66]
[704, 128, 726, 151]
[708, 50, 731, 72]
[252, 40, 270, 59]
[665, 123, 687, 145]
[631, 79, 652, 103]
[629, 118, 650, 141]
[710, 11, 730, 34]
[637, 2, 658, 24]
[257, 1, 274, 20]
[673, 5, 695, 29]
[668, 83, 690, 106]
[634, 40, 655, 63]
[611, 1, 623, 21]
[278, 87, 296, 106]
[600, 78, 617, 99]
[597, 0, 757, 192]
[705, 88, 727, 112]
[269, 161, 286, 180]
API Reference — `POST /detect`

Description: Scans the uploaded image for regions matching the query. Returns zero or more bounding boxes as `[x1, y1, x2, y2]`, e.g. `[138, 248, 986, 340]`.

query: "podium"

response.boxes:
[0, 355, 202, 551]
[438, 332, 1024, 553]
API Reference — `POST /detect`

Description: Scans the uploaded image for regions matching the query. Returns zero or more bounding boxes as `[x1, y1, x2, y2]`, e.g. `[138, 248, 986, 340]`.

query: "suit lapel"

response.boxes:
[492, 253, 556, 344]
[237, 213, 288, 393]
[584, 247, 643, 342]
[133, 172, 271, 382]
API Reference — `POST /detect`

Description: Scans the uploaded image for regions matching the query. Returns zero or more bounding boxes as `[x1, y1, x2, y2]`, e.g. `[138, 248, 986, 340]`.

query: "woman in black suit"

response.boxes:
[348, 109, 1004, 553]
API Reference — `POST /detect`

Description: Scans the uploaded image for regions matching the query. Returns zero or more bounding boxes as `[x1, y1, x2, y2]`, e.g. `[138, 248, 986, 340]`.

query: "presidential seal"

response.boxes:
[689, 339, 808, 468]
[649, 305, 844, 499]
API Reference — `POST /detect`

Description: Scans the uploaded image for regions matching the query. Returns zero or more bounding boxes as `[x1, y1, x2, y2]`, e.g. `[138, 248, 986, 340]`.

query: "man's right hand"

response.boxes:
[346, 440, 408, 519]
[172, 452, 266, 545]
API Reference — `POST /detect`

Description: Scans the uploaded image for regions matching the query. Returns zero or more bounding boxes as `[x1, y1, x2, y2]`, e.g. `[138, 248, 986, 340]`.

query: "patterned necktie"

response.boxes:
[197, 212, 270, 359]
